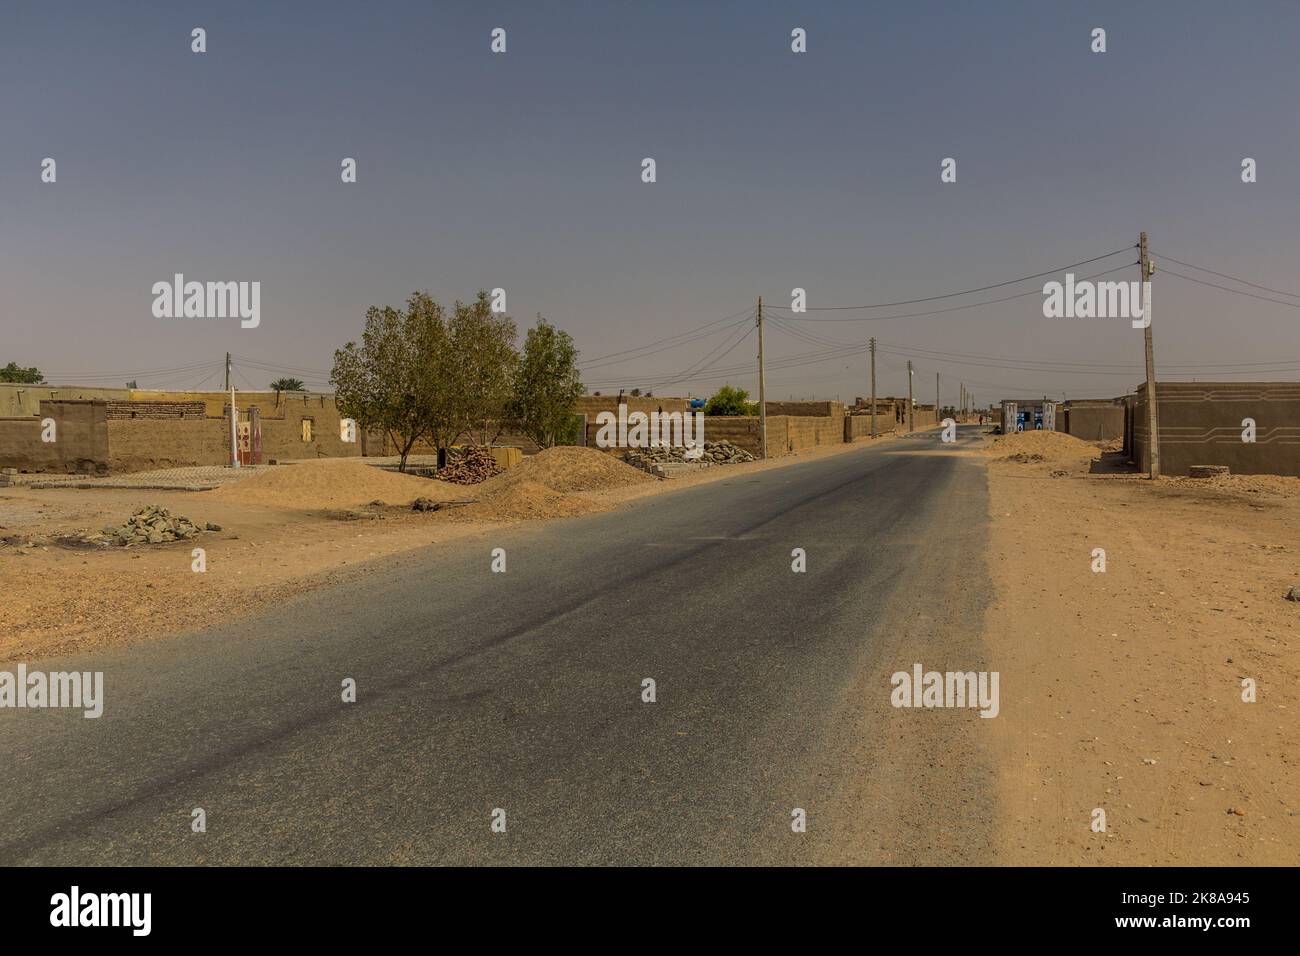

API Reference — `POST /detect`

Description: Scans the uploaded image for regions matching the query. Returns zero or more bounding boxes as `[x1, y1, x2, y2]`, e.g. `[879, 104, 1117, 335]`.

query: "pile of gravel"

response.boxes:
[624, 441, 755, 469]
[101, 505, 218, 546]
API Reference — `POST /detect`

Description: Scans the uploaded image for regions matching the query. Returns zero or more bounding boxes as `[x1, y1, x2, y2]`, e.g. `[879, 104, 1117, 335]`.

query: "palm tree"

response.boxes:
[270, 377, 306, 393]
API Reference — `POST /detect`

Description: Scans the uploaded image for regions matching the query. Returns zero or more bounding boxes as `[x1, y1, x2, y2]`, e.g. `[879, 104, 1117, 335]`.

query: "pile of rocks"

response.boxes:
[623, 441, 755, 470]
[436, 447, 502, 485]
[700, 441, 756, 464]
[101, 505, 217, 546]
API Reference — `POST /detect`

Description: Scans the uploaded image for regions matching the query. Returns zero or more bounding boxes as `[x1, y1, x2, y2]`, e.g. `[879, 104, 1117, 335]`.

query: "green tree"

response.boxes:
[509, 316, 584, 449]
[449, 291, 518, 447]
[270, 377, 306, 393]
[0, 362, 45, 384]
[704, 384, 756, 416]
[331, 292, 454, 472]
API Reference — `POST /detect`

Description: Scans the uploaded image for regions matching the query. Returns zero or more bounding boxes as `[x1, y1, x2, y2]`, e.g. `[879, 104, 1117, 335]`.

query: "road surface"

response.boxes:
[1, 426, 996, 865]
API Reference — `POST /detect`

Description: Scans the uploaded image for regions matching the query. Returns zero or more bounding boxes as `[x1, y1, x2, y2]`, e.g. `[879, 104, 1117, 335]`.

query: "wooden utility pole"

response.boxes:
[224, 351, 231, 391]
[1139, 231, 1160, 478]
[757, 297, 767, 459]
[935, 372, 940, 423]
[869, 337, 877, 438]
[906, 360, 914, 432]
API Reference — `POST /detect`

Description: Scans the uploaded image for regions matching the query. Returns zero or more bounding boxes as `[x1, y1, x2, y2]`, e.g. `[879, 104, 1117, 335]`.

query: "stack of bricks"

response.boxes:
[105, 401, 207, 420]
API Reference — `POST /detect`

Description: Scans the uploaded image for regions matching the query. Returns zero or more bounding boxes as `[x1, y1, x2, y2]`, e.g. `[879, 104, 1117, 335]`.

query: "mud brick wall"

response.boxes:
[781, 415, 842, 453]
[696, 413, 845, 458]
[576, 395, 692, 418]
[763, 400, 844, 419]
[911, 407, 938, 429]
[1133, 382, 1300, 477]
[844, 413, 892, 441]
[107, 397, 361, 471]
[1063, 399, 1125, 442]
[106, 419, 230, 472]
[0, 400, 109, 474]
[696, 416, 763, 454]
[0, 384, 130, 417]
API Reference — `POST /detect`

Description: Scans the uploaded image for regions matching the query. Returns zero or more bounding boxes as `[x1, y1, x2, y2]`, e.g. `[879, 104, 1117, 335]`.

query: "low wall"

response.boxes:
[1133, 382, 1300, 476]
[107, 398, 360, 471]
[107, 419, 229, 472]
[1064, 399, 1125, 442]
[0, 400, 110, 473]
[780, 414, 843, 454]
[700, 417, 762, 454]
[844, 413, 893, 442]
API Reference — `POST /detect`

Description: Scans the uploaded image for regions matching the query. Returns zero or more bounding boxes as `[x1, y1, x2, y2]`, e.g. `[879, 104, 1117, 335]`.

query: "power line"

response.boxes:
[578, 313, 753, 371]
[765, 263, 1136, 323]
[1151, 252, 1300, 300]
[1159, 267, 1300, 309]
[586, 324, 757, 389]
[783, 246, 1134, 311]
[577, 306, 755, 366]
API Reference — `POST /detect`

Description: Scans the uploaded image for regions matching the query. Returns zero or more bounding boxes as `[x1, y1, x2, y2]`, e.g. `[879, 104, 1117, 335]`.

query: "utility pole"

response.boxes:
[1139, 231, 1160, 478]
[224, 351, 231, 391]
[756, 296, 767, 459]
[906, 360, 914, 432]
[869, 337, 877, 438]
[936, 372, 940, 424]
[229, 382, 239, 469]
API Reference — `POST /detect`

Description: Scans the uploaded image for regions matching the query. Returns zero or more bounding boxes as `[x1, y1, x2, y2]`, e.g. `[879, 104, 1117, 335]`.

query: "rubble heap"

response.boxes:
[436, 446, 503, 485]
[102, 505, 213, 546]
[623, 441, 755, 470]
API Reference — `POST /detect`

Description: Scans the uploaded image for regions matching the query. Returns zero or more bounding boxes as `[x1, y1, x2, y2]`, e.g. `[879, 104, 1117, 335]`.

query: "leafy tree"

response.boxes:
[1, 362, 44, 384]
[704, 384, 756, 416]
[449, 291, 518, 446]
[270, 377, 306, 393]
[509, 316, 584, 449]
[629, 387, 641, 397]
[331, 293, 452, 472]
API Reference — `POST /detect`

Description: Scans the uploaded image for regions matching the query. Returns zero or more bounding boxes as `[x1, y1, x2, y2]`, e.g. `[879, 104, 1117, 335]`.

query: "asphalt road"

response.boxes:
[1, 426, 995, 865]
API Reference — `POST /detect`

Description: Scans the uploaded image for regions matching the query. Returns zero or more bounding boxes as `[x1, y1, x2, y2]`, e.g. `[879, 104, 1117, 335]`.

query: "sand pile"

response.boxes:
[485, 446, 654, 494]
[207, 459, 456, 509]
[463, 446, 653, 519]
[984, 430, 1098, 462]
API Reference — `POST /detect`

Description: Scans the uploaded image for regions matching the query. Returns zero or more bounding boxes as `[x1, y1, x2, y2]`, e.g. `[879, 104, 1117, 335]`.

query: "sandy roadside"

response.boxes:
[982, 431, 1299, 864]
[0, 431, 924, 662]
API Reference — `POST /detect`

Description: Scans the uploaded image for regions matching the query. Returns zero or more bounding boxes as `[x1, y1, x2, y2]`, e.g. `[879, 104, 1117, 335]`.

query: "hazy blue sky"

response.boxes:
[3, 1, 1298, 406]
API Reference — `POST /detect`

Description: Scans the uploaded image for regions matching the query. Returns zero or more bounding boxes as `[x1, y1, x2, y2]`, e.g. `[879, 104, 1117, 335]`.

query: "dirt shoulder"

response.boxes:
[982, 431, 1299, 864]
[0, 432, 918, 662]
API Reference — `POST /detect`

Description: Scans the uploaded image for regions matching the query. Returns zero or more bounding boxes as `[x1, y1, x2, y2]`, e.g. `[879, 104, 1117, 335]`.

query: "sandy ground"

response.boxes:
[982, 430, 1299, 864]
[0, 434, 915, 662]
